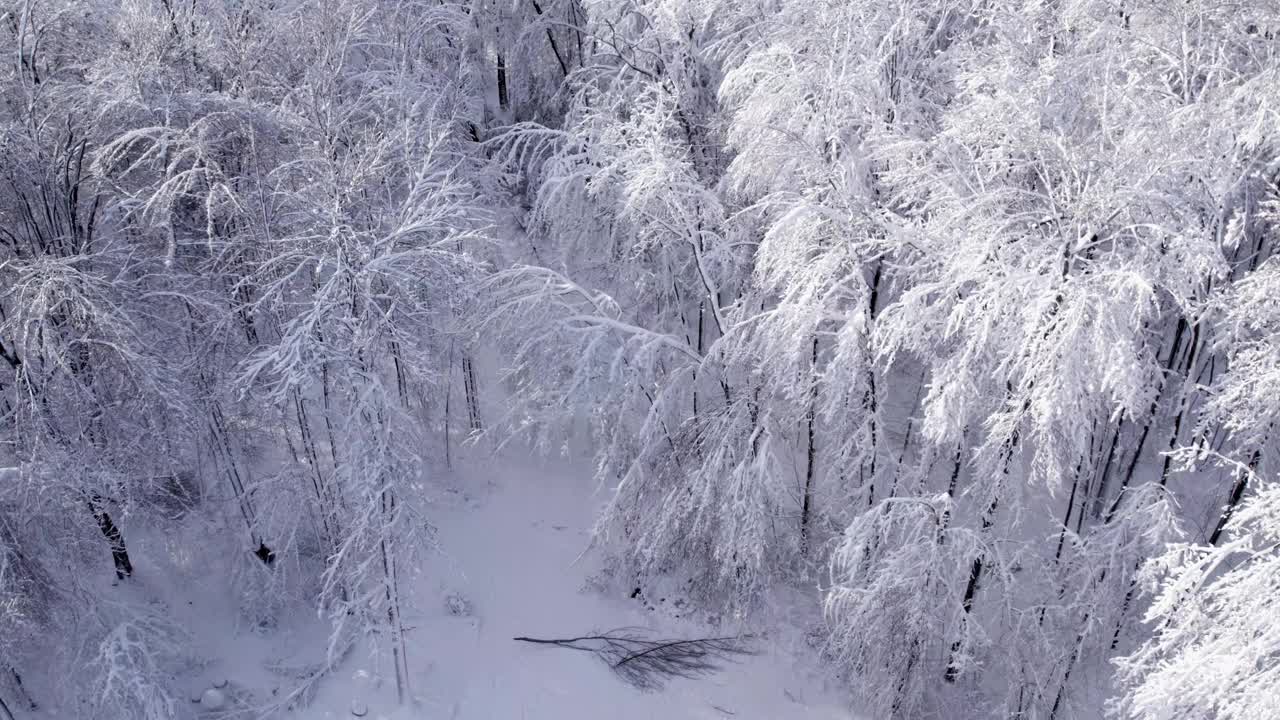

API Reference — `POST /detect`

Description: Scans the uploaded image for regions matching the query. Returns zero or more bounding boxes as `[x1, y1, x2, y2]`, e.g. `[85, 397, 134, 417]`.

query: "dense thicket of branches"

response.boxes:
[1, 0, 1278, 718]
[0, 0, 488, 715]
[478, 1, 1280, 718]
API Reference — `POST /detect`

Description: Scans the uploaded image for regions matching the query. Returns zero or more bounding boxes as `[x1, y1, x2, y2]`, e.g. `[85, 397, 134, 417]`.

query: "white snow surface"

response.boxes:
[139, 455, 855, 720]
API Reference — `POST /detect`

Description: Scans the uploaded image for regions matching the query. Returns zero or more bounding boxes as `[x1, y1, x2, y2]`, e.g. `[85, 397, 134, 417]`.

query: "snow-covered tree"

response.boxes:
[1114, 459, 1280, 720]
[3, 0, 1280, 716]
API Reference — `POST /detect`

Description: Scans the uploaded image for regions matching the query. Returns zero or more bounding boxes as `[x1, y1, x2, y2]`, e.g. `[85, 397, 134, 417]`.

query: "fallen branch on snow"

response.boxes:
[513, 628, 755, 690]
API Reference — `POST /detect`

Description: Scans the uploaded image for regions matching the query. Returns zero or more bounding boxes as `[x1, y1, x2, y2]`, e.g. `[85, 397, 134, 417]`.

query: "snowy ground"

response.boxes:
[130, 454, 855, 720]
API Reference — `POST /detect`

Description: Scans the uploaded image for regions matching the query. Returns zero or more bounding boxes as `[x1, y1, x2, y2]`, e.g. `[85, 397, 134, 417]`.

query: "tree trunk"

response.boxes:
[1085, 420, 1122, 530]
[1094, 317, 1189, 522]
[693, 300, 704, 417]
[89, 496, 132, 579]
[1106, 322, 1208, 647]
[1048, 641, 1078, 720]
[8, 671, 33, 712]
[209, 402, 273, 564]
[380, 487, 410, 704]
[463, 354, 482, 431]
[938, 438, 965, 540]
[496, 51, 509, 112]
[293, 390, 341, 562]
[444, 343, 454, 469]
[886, 368, 929, 500]
[321, 360, 343, 470]
[528, 0, 570, 77]
[1209, 448, 1261, 545]
[799, 336, 818, 554]
[1054, 451, 1087, 563]
[862, 263, 883, 507]
[944, 441, 1007, 682]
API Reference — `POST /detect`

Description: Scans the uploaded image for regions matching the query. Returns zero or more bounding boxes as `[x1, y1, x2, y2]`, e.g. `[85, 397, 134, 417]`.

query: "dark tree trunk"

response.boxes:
[444, 346, 454, 469]
[1209, 448, 1261, 546]
[886, 369, 929, 501]
[799, 336, 818, 554]
[1107, 322, 1209, 648]
[863, 263, 883, 506]
[938, 438, 965, 541]
[528, 0, 570, 77]
[1087, 420, 1122, 528]
[11, 670, 33, 712]
[89, 497, 133, 579]
[463, 354, 483, 431]
[944, 439, 1006, 682]
[1055, 452, 1086, 563]
[944, 493, 997, 682]
[1095, 317, 1190, 522]
[496, 51, 509, 111]
[1048, 644, 1077, 720]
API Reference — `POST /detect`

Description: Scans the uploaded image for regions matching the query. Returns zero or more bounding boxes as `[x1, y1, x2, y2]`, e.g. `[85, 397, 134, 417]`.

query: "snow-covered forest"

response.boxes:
[1, 0, 1278, 718]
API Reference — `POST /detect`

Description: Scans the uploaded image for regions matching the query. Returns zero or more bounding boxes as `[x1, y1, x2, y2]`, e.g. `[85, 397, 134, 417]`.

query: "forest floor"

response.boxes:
[107, 453, 857, 720]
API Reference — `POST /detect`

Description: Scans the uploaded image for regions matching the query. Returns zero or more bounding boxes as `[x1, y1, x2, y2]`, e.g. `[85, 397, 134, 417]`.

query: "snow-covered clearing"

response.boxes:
[143, 455, 853, 720]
